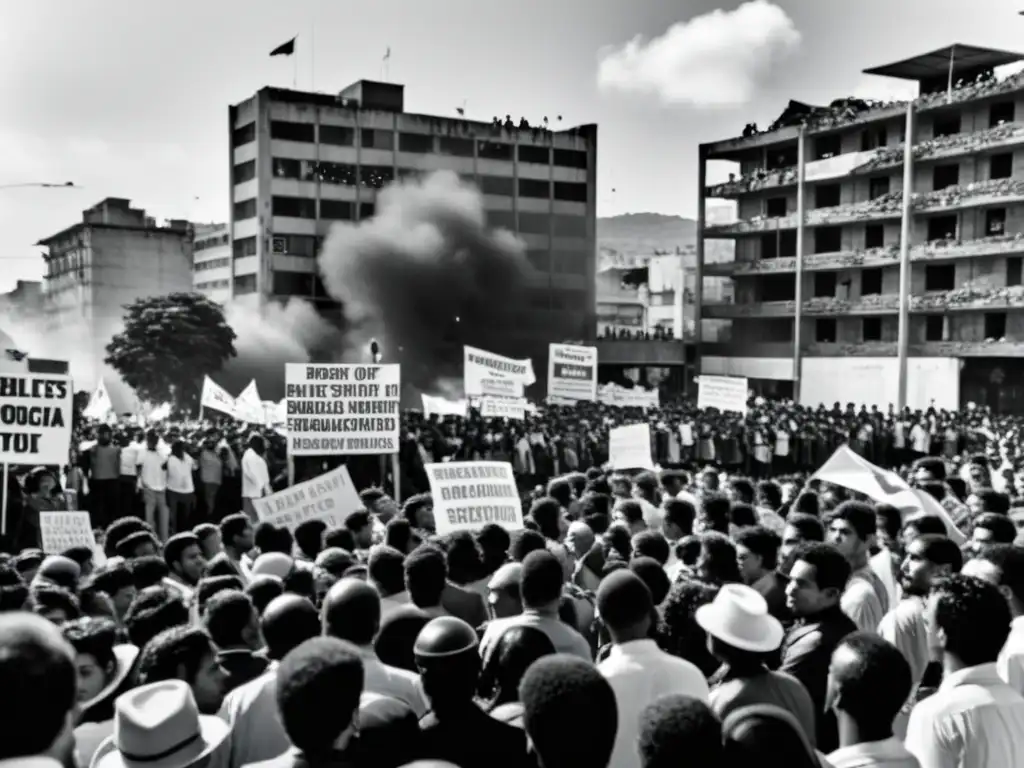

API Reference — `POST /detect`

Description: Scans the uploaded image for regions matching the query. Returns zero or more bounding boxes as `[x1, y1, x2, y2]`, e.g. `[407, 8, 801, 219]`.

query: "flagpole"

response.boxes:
[310, 22, 315, 90]
[293, 44, 298, 89]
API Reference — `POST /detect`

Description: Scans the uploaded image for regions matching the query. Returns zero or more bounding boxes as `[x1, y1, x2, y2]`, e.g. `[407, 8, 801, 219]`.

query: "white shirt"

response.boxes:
[136, 449, 167, 492]
[119, 443, 138, 476]
[998, 616, 1024, 695]
[598, 639, 710, 768]
[905, 662, 1024, 768]
[165, 454, 195, 494]
[241, 448, 270, 499]
[841, 566, 887, 634]
[219, 665, 286, 768]
[828, 736, 920, 768]
[358, 647, 429, 717]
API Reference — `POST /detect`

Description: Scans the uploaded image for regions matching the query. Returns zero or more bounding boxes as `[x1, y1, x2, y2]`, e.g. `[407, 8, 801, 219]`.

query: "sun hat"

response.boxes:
[94, 680, 230, 768]
[82, 644, 140, 711]
[695, 583, 784, 653]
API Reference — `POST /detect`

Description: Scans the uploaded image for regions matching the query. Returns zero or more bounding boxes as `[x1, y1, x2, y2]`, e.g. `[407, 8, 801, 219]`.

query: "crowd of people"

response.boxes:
[2, 394, 1024, 767]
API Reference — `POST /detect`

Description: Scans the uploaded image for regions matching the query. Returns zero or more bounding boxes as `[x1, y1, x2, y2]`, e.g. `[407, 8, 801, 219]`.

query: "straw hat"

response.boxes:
[695, 583, 784, 653]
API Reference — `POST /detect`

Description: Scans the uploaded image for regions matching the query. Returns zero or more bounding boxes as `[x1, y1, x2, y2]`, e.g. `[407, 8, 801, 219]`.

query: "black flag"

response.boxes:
[270, 38, 296, 57]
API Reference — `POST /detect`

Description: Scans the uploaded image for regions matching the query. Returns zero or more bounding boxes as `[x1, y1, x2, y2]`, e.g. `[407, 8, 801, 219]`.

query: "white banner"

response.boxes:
[83, 380, 114, 422]
[252, 464, 363, 530]
[478, 377, 525, 399]
[548, 343, 598, 402]
[608, 423, 654, 470]
[598, 383, 660, 409]
[0, 374, 73, 465]
[697, 375, 749, 415]
[200, 375, 236, 417]
[285, 364, 401, 455]
[426, 460, 525, 535]
[234, 380, 265, 423]
[422, 394, 467, 418]
[464, 345, 535, 397]
[40, 511, 97, 554]
[480, 397, 528, 420]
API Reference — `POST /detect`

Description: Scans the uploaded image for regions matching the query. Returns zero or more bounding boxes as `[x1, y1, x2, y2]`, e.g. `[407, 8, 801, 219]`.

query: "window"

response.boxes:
[233, 160, 256, 184]
[815, 184, 841, 209]
[869, 176, 890, 199]
[862, 317, 882, 341]
[991, 153, 1013, 180]
[319, 200, 353, 220]
[991, 101, 1015, 127]
[273, 271, 313, 296]
[359, 202, 375, 219]
[760, 233, 779, 260]
[272, 158, 302, 179]
[761, 274, 795, 302]
[314, 161, 357, 186]
[234, 274, 257, 294]
[924, 264, 955, 292]
[527, 250, 551, 272]
[518, 213, 550, 235]
[554, 182, 588, 203]
[360, 129, 394, 150]
[553, 149, 588, 169]
[360, 165, 394, 189]
[925, 315, 945, 342]
[478, 141, 513, 161]
[232, 122, 256, 147]
[277, 235, 317, 258]
[814, 135, 841, 160]
[932, 163, 959, 190]
[232, 237, 257, 259]
[487, 210, 516, 231]
[766, 146, 797, 171]
[766, 197, 787, 217]
[987, 208, 1007, 236]
[319, 125, 355, 146]
[270, 121, 315, 143]
[438, 137, 474, 157]
[1008, 256, 1023, 287]
[814, 272, 837, 298]
[985, 312, 1007, 339]
[478, 175, 515, 196]
[816, 318, 837, 343]
[814, 227, 841, 254]
[233, 198, 256, 220]
[398, 132, 434, 153]
[932, 116, 961, 138]
[865, 224, 885, 249]
[860, 128, 887, 151]
[553, 214, 587, 238]
[861, 268, 883, 295]
[272, 196, 316, 219]
[553, 250, 588, 274]
[518, 179, 550, 198]
[779, 230, 797, 258]
[927, 215, 957, 242]
[518, 145, 550, 164]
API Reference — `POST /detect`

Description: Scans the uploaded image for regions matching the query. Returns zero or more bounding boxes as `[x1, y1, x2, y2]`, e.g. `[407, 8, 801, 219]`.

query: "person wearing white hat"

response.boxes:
[696, 583, 817, 747]
[93, 680, 230, 768]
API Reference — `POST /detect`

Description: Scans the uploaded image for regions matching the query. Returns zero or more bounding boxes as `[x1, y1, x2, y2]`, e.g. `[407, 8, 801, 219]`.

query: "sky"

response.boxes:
[1, 0, 1022, 291]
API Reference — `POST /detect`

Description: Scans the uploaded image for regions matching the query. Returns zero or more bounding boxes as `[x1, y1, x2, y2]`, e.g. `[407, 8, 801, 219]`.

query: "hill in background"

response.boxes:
[597, 213, 733, 267]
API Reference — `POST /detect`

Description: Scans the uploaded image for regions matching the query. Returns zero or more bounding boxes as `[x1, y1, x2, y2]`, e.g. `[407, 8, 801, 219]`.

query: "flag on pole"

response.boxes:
[270, 37, 296, 57]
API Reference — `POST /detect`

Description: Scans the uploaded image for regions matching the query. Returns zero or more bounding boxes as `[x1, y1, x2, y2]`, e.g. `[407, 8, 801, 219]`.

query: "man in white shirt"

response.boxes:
[598, 570, 709, 768]
[136, 430, 171, 540]
[906, 574, 1024, 768]
[241, 433, 271, 521]
[166, 440, 196, 534]
[828, 502, 888, 633]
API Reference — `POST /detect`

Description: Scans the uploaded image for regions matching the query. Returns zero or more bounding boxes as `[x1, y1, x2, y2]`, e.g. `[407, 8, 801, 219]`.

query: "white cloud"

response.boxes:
[596, 0, 801, 109]
[850, 76, 917, 104]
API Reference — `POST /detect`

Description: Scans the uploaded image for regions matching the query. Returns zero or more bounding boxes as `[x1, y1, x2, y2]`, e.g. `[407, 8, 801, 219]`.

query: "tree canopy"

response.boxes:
[105, 292, 236, 409]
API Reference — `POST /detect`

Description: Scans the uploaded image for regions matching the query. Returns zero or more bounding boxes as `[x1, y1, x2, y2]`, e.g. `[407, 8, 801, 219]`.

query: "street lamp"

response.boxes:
[0, 181, 79, 190]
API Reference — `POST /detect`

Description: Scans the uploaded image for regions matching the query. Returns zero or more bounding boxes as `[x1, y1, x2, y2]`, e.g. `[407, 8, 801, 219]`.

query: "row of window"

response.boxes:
[196, 279, 230, 291]
[194, 233, 229, 251]
[271, 196, 376, 221]
[270, 158, 392, 188]
[231, 120, 590, 169]
[814, 313, 1009, 344]
[525, 249, 590, 275]
[194, 257, 230, 271]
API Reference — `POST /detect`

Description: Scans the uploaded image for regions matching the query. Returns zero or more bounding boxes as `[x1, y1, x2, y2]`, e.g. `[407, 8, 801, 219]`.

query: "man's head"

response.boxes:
[597, 570, 654, 642]
[961, 543, 1024, 616]
[219, 513, 254, 555]
[926, 574, 1012, 667]
[969, 513, 1017, 555]
[733, 526, 781, 585]
[827, 631, 911, 737]
[134, 625, 226, 714]
[638, 694, 721, 768]
[900, 534, 962, 597]
[785, 543, 850, 618]
[322, 578, 381, 647]
[827, 501, 875, 563]
[203, 590, 261, 651]
[123, 586, 189, 648]
[261, 594, 321, 661]
[163, 532, 206, 586]
[779, 513, 824, 567]
[404, 545, 447, 610]
[520, 550, 564, 612]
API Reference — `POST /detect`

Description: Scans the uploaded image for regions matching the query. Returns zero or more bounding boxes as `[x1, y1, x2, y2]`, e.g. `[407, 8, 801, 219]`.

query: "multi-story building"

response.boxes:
[192, 223, 231, 303]
[698, 44, 1024, 412]
[37, 197, 193, 388]
[0, 280, 43, 317]
[227, 79, 597, 369]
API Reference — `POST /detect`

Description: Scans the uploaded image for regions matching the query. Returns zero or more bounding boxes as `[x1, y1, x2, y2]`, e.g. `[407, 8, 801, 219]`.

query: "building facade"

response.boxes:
[698, 44, 1024, 412]
[37, 197, 193, 388]
[192, 223, 231, 303]
[228, 80, 597, 364]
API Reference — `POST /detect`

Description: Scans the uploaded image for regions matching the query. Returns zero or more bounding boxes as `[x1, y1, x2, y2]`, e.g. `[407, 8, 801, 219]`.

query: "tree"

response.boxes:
[105, 293, 236, 410]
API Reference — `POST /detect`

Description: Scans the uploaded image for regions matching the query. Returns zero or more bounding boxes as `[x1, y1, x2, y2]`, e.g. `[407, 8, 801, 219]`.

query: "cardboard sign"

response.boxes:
[0, 374, 73, 465]
[548, 343, 597, 402]
[608, 423, 654, 470]
[425, 461, 525, 535]
[480, 397, 529, 420]
[39, 511, 97, 555]
[252, 464, 363, 530]
[697, 375, 749, 415]
[463, 345, 535, 397]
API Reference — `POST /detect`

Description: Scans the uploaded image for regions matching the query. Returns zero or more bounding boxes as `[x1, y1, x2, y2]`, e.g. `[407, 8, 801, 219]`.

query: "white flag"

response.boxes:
[83, 380, 114, 421]
[201, 375, 236, 417]
[235, 380, 264, 423]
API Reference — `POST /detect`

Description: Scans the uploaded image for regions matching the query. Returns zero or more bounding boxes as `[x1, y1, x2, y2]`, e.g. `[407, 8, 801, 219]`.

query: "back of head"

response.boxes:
[197, 575, 246, 615]
[830, 632, 912, 732]
[104, 516, 150, 558]
[245, 574, 285, 616]
[322, 578, 381, 646]
[36, 556, 81, 592]
[931, 574, 1012, 666]
[629, 556, 671, 606]
[638, 694, 722, 768]
[375, 605, 431, 672]
[519, 654, 618, 768]
[722, 704, 819, 768]
[480, 625, 556, 703]
[123, 586, 189, 649]
[404, 544, 447, 609]
[520, 550, 564, 610]
[597, 570, 654, 633]
[261, 594, 321, 661]
[414, 616, 480, 708]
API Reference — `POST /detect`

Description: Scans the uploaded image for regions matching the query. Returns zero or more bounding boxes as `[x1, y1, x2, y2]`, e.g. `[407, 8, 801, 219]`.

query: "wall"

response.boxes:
[800, 356, 960, 410]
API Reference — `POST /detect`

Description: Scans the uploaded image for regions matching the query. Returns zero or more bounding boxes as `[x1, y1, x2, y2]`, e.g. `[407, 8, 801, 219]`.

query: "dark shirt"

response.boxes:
[217, 648, 270, 693]
[419, 703, 529, 768]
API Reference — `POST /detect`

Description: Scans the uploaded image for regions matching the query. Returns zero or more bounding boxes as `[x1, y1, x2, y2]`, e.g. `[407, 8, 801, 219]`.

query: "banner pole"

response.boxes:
[1, 463, 8, 536]
[392, 453, 401, 503]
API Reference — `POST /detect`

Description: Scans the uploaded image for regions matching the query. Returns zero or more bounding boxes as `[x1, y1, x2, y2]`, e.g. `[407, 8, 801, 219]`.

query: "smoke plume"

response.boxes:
[318, 170, 531, 395]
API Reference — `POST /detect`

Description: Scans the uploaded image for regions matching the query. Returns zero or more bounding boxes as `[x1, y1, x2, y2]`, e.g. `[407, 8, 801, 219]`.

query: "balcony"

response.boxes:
[702, 285, 1024, 319]
[705, 179, 1024, 237]
[703, 234, 1024, 276]
[594, 338, 687, 365]
[702, 340, 1024, 358]
[707, 122, 1024, 198]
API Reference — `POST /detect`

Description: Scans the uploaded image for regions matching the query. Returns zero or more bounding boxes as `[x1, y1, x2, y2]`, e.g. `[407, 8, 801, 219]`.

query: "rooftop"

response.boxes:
[37, 197, 190, 247]
[862, 43, 1024, 81]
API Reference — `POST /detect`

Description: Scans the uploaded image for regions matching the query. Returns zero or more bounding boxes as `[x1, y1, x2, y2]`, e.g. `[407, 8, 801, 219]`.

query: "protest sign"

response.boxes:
[480, 397, 528, 420]
[697, 375, 749, 415]
[463, 345, 535, 397]
[285, 364, 401, 455]
[39, 511, 97, 554]
[425, 461, 525, 535]
[598, 383, 660, 409]
[548, 343, 597, 402]
[200, 375, 236, 417]
[608, 423, 654, 470]
[252, 464, 363, 530]
[478, 377, 525, 399]
[0, 374, 73, 465]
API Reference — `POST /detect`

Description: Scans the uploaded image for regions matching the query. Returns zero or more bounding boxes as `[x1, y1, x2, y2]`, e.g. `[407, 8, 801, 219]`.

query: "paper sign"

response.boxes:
[697, 375, 749, 415]
[285, 364, 401, 455]
[422, 394, 467, 418]
[478, 377, 525, 398]
[425, 461, 525, 535]
[480, 397, 528, 420]
[464, 345, 535, 397]
[608, 423, 654, 470]
[252, 464, 363, 530]
[0, 374, 73, 465]
[39, 511, 97, 555]
[548, 343, 598, 402]
[598, 383, 660, 409]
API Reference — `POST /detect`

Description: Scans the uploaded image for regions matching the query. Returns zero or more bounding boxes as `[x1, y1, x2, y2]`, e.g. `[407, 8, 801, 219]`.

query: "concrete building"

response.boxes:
[37, 197, 193, 387]
[192, 223, 231, 303]
[228, 79, 597, 366]
[698, 43, 1024, 412]
[0, 280, 43, 317]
